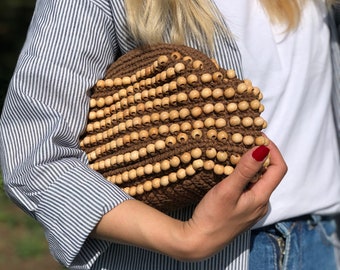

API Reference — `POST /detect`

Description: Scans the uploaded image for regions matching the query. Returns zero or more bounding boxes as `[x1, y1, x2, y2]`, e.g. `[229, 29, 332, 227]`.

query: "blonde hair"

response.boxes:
[125, 0, 337, 48]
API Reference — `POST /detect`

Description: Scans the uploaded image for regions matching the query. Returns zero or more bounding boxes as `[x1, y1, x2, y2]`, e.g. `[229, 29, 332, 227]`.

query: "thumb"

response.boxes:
[223, 145, 270, 195]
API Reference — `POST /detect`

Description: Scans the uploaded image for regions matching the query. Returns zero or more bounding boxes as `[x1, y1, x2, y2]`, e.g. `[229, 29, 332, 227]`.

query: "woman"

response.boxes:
[0, 0, 338, 269]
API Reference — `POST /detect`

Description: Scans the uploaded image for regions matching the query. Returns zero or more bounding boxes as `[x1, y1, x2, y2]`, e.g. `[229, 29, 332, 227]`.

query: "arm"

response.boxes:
[91, 142, 287, 261]
[0, 0, 132, 268]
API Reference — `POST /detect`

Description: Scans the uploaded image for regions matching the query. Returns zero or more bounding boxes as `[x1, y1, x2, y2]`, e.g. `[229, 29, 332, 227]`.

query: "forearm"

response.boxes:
[91, 199, 202, 261]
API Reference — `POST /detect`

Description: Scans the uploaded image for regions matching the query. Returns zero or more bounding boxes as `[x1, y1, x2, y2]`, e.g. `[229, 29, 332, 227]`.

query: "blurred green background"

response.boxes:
[0, 0, 63, 269]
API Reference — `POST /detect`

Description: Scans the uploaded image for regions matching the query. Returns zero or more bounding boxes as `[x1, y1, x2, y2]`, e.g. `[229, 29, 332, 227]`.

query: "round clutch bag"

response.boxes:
[80, 43, 268, 212]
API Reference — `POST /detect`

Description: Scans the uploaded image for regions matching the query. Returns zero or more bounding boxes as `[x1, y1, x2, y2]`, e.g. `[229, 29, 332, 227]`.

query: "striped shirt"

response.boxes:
[0, 0, 339, 269]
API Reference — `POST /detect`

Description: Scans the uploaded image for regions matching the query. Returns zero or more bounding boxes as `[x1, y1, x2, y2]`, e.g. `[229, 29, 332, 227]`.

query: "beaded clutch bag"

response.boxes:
[80, 43, 268, 212]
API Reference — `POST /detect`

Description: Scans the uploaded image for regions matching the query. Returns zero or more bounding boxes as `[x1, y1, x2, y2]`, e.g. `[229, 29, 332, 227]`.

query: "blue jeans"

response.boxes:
[250, 215, 340, 270]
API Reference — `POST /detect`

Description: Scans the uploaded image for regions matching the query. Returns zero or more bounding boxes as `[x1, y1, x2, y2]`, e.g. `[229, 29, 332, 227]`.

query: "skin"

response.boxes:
[91, 139, 287, 261]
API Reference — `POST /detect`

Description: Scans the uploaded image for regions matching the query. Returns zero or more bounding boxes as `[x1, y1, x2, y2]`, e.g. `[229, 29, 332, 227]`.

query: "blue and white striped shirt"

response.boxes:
[0, 0, 339, 269]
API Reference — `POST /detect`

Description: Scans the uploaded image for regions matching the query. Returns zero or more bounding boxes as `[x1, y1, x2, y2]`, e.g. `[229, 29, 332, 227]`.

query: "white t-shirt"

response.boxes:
[214, 0, 340, 227]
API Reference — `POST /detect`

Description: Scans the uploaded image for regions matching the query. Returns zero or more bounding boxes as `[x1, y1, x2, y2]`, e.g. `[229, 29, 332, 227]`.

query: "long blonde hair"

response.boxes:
[125, 0, 337, 49]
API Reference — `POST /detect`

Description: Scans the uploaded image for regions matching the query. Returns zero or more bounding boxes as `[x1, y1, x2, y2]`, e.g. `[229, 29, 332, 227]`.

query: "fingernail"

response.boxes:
[252, 145, 270, 162]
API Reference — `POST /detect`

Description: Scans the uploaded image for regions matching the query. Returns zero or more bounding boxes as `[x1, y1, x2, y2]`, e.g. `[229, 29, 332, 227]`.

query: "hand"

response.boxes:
[91, 140, 287, 261]
[179, 140, 287, 260]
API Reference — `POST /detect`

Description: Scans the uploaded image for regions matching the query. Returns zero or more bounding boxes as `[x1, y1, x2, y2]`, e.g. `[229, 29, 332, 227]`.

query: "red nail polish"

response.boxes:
[252, 145, 270, 162]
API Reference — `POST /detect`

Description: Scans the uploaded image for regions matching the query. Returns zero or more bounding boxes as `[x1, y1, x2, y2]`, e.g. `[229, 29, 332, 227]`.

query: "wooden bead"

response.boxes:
[206, 148, 217, 159]
[116, 154, 124, 164]
[182, 71, 196, 84]
[177, 92, 188, 103]
[174, 62, 185, 74]
[159, 125, 170, 136]
[171, 51, 181, 60]
[169, 81, 177, 92]
[191, 129, 203, 140]
[250, 100, 261, 110]
[230, 116, 241, 126]
[136, 184, 144, 195]
[231, 133, 243, 143]
[136, 103, 145, 114]
[181, 122, 192, 132]
[177, 76, 187, 87]
[189, 90, 200, 101]
[113, 78, 123, 87]
[186, 165, 196, 176]
[152, 178, 161, 189]
[128, 186, 137, 196]
[170, 123, 180, 134]
[243, 135, 255, 146]
[155, 140, 166, 151]
[238, 101, 249, 111]
[237, 83, 247, 94]
[144, 164, 154, 175]
[169, 110, 179, 121]
[166, 67, 176, 79]
[122, 171, 129, 182]
[226, 69, 236, 79]
[179, 108, 190, 119]
[216, 151, 228, 162]
[242, 117, 254, 127]
[177, 133, 188, 143]
[139, 130, 149, 141]
[170, 156, 181, 167]
[165, 136, 177, 146]
[149, 127, 159, 138]
[130, 131, 139, 142]
[255, 136, 266, 146]
[176, 169, 186, 180]
[215, 118, 227, 128]
[161, 97, 170, 108]
[214, 102, 225, 113]
[226, 103, 238, 113]
[191, 107, 203, 118]
[161, 160, 171, 171]
[145, 101, 153, 112]
[146, 143, 156, 154]
[201, 73, 212, 83]
[142, 115, 151, 125]
[204, 160, 215, 170]
[191, 148, 202, 159]
[192, 60, 203, 69]
[153, 162, 161, 173]
[150, 113, 160, 124]
[160, 111, 170, 122]
[217, 131, 228, 142]
[193, 120, 204, 129]
[136, 166, 145, 177]
[130, 150, 139, 161]
[230, 154, 241, 165]
[214, 164, 225, 175]
[139, 147, 147, 158]
[203, 103, 214, 114]
[193, 159, 204, 169]
[204, 118, 215, 128]
[160, 176, 169, 186]
[180, 152, 192, 163]
[212, 88, 223, 99]
[224, 166, 234, 175]
[158, 55, 169, 65]
[153, 98, 162, 109]
[207, 129, 217, 139]
[201, 87, 212, 99]
[212, 72, 223, 82]
[254, 117, 265, 127]
[143, 181, 153, 192]
[96, 80, 105, 88]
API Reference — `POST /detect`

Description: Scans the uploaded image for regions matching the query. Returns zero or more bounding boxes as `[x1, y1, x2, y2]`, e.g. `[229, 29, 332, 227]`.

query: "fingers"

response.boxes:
[219, 145, 271, 198]
[248, 141, 287, 199]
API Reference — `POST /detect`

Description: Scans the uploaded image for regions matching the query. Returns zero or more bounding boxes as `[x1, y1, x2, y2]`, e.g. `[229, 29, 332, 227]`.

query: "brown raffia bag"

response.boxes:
[80, 43, 268, 212]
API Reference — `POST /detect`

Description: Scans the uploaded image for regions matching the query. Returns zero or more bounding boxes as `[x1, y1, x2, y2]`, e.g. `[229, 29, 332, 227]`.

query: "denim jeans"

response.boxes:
[249, 215, 340, 270]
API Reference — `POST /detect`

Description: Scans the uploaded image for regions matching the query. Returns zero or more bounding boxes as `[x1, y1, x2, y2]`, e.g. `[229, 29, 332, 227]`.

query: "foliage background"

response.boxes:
[0, 0, 63, 269]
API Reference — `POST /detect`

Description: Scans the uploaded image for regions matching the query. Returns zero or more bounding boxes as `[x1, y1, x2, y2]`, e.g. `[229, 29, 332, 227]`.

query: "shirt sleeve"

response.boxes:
[0, 0, 132, 268]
